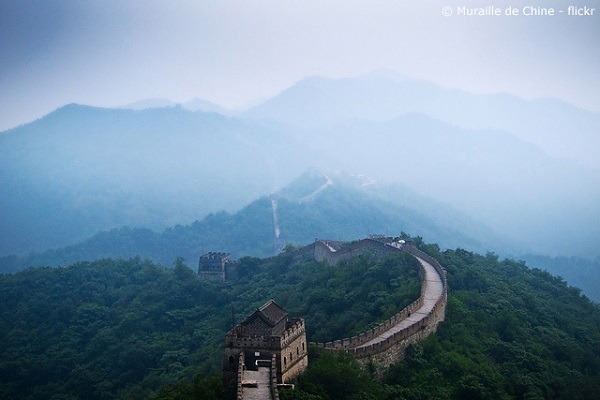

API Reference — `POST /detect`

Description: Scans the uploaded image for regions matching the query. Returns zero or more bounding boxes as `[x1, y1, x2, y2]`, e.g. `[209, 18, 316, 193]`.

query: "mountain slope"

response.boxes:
[0, 104, 307, 256]
[246, 74, 600, 168]
[520, 254, 600, 303]
[0, 171, 517, 273]
[2, 76, 599, 260]
[7, 170, 599, 302]
[295, 114, 600, 257]
[121, 97, 229, 114]
[247, 76, 600, 257]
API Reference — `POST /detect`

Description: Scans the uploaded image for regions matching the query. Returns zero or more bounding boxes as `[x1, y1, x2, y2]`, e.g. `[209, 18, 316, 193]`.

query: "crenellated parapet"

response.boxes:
[235, 352, 245, 400]
[280, 318, 306, 348]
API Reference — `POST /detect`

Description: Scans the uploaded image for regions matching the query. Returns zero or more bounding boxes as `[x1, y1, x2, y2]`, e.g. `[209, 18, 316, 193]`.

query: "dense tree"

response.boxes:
[0, 252, 419, 399]
[1, 242, 599, 399]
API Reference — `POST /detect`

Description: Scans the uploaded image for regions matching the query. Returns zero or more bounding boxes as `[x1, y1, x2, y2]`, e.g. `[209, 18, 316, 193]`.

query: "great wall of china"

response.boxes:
[227, 236, 448, 399]
[309, 238, 447, 379]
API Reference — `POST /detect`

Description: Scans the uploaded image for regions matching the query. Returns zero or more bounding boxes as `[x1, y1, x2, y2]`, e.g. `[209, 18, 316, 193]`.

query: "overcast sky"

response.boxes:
[1, 0, 598, 131]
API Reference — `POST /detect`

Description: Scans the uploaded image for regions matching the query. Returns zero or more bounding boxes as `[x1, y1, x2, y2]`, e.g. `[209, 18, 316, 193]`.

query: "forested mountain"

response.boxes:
[286, 113, 600, 258]
[0, 171, 516, 274]
[246, 74, 600, 169]
[1, 241, 599, 400]
[2, 75, 599, 260]
[521, 254, 600, 305]
[249, 75, 600, 258]
[5, 169, 600, 301]
[0, 104, 308, 255]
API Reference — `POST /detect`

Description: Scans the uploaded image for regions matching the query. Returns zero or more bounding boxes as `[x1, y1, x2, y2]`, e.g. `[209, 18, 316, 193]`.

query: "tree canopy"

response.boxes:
[1, 243, 599, 399]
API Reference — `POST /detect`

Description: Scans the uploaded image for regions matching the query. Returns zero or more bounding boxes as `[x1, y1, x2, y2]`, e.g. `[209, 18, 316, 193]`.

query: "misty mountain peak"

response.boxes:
[275, 169, 384, 204]
[276, 169, 334, 202]
[246, 73, 600, 169]
[119, 98, 178, 110]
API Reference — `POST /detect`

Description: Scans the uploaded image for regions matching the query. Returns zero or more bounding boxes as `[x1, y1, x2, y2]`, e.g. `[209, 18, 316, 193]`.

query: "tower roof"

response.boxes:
[258, 300, 288, 325]
[237, 299, 289, 337]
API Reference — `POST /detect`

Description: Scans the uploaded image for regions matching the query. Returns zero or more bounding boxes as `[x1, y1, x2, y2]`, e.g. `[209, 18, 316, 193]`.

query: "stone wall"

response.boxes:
[197, 269, 226, 283]
[234, 353, 280, 400]
[226, 333, 281, 353]
[355, 311, 444, 379]
[311, 240, 448, 379]
[282, 350, 308, 384]
[313, 239, 403, 265]
[225, 238, 448, 390]
[317, 284, 426, 350]
[279, 319, 308, 383]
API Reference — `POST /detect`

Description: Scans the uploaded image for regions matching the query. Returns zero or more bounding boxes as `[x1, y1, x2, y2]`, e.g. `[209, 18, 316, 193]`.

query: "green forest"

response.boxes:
[1, 242, 599, 399]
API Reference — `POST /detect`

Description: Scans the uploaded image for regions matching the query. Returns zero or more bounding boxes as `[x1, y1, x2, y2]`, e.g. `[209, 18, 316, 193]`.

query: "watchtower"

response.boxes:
[198, 252, 232, 283]
[223, 300, 308, 390]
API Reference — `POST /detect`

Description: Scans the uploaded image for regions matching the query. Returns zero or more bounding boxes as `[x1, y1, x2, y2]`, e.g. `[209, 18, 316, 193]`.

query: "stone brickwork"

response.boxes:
[270, 355, 280, 400]
[280, 320, 309, 383]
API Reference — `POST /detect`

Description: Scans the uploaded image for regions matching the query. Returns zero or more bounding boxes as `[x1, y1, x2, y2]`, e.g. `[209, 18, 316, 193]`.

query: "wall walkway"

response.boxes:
[312, 241, 448, 379]
[237, 354, 280, 400]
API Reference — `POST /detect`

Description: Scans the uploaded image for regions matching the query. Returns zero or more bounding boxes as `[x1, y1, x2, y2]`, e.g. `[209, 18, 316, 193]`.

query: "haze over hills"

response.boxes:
[120, 97, 229, 114]
[0, 170, 515, 271]
[1, 73, 599, 262]
[306, 114, 600, 257]
[0, 104, 309, 255]
[2, 3, 598, 398]
[246, 74, 600, 169]
[6, 168, 600, 301]
[247, 75, 600, 258]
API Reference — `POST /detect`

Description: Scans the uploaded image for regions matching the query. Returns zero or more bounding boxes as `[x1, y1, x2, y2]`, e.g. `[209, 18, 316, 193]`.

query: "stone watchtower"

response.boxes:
[198, 252, 232, 282]
[223, 300, 308, 391]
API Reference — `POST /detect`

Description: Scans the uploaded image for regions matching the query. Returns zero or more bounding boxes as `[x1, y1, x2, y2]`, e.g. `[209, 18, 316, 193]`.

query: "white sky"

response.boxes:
[1, 0, 599, 131]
